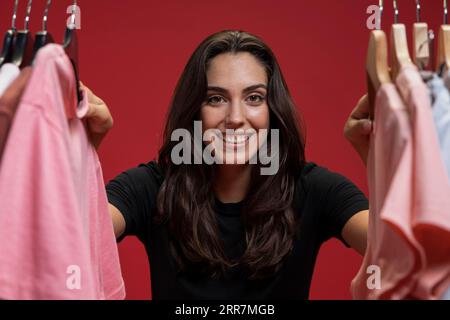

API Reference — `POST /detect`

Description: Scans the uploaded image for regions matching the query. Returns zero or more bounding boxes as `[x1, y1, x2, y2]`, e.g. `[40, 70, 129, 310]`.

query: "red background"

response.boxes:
[0, 0, 443, 300]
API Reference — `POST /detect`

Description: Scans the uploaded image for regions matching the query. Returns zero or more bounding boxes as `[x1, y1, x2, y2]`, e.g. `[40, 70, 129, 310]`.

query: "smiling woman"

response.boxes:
[155, 30, 307, 282]
[89, 30, 370, 299]
[200, 53, 274, 171]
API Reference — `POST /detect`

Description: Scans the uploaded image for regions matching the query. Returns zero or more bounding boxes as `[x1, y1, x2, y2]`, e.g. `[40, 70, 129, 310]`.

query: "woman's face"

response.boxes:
[200, 52, 270, 165]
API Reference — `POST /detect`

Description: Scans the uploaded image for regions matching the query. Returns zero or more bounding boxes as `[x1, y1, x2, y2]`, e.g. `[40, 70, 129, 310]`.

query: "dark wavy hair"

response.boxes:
[156, 30, 306, 280]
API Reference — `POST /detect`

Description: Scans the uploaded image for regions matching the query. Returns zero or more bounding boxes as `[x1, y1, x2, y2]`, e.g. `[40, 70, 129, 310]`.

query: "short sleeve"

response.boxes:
[105, 161, 162, 243]
[307, 165, 369, 247]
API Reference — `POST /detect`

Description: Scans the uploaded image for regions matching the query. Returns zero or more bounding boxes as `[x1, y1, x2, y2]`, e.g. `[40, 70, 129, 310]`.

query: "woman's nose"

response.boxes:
[225, 101, 245, 128]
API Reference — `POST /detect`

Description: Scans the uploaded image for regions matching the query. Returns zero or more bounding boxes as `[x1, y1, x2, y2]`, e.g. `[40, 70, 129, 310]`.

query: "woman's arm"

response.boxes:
[109, 204, 126, 239]
[343, 95, 371, 255]
[342, 210, 369, 256]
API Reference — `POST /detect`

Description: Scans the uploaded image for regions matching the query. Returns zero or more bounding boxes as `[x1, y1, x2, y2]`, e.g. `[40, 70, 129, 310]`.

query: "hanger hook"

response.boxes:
[11, 0, 19, 31]
[24, 0, 33, 31]
[445, 0, 448, 25]
[378, 0, 384, 30]
[393, 0, 399, 24]
[416, 0, 421, 22]
[43, 0, 51, 32]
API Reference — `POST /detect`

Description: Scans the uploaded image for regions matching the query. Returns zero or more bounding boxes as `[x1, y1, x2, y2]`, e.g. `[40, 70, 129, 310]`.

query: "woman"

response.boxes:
[81, 30, 372, 299]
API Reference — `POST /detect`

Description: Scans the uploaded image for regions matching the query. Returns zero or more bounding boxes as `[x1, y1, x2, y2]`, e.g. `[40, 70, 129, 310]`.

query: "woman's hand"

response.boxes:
[80, 82, 114, 150]
[344, 95, 373, 166]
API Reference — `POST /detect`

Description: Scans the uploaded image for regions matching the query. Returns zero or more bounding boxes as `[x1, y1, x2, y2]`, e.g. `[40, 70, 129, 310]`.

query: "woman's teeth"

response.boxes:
[224, 135, 249, 144]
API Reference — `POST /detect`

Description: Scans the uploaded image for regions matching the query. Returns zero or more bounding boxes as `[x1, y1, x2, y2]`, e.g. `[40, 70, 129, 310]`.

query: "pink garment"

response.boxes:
[351, 83, 424, 300]
[396, 65, 450, 299]
[0, 44, 125, 300]
[352, 65, 450, 300]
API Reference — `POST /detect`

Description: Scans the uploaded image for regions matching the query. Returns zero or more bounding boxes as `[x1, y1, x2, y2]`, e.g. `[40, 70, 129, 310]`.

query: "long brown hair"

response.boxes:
[156, 30, 306, 280]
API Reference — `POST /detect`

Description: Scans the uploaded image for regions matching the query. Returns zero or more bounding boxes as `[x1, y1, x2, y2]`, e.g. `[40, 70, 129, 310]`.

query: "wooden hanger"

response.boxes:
[438, 26, 450, 73]
[366, 1, 392, 120]
[390, 0, 413, 80]
[413, 1, 429, 70]
[437, 0, 450, 73]
[32, 0, 55, 63]
[367, 30, 392, 120]
[0, 0, 18, 68]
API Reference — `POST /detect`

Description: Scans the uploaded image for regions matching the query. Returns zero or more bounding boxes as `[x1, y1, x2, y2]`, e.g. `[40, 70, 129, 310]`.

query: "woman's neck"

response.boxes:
[213, 164, 252, 203]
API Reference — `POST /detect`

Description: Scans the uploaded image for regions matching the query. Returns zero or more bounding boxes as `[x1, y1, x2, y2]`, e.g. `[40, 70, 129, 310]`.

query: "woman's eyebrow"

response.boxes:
[207, 84, 267, 93]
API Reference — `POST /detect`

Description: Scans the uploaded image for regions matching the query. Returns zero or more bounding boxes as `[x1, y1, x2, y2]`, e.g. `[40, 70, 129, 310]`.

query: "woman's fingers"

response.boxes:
[79, 82, 114, 135]
[81, 81, 106, 108]
[345, 118, 372, 142]
[345, 95, 372, 140]
[344, 94, 373, 166]
[351, 95, 370, 120]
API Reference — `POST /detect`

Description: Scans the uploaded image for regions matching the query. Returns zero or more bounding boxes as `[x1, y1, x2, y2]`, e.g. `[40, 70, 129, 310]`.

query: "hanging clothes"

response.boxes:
[351, 83, 424, 300]
[0, 67, 32, 163]
[420, 71, 450, 301]
[443, 287, 450, 300]
[352, 64, 450, 300]
[0, 63, 20, 97]
[0, 44, 125, 300]
[395, 65, 450, 299]
[424, 73, 450, 181]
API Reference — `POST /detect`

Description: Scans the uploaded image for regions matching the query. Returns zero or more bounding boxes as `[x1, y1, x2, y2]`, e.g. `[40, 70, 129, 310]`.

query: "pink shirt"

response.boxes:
[351, 83, 424, 300]
[0, 44, 125, 300]
[396, 65, 450, 299]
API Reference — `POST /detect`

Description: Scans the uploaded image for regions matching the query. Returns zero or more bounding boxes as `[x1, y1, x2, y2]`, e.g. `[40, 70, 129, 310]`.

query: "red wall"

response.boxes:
[0, 0, 442, 300]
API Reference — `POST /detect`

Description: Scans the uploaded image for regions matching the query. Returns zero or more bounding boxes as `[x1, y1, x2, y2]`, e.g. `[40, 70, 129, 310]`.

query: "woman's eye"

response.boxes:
[247, 95, 265, 103]
[207, 96, 225, 105]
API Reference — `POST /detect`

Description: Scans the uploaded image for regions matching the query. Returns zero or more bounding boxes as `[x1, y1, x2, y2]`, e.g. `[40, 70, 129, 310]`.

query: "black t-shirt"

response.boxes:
[106, 161, 369, 300]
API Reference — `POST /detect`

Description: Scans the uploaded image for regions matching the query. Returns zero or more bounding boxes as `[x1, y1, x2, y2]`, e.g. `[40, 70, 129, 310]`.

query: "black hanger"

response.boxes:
[32, 0, 54, 63]
[0, 0, 19, 67]
[10, 0, 35, 68]
[64, 0, 82, 103]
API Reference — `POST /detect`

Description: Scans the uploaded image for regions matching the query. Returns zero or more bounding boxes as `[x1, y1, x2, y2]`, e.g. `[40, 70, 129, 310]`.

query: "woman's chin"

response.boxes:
[213, 152, 258, 166]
